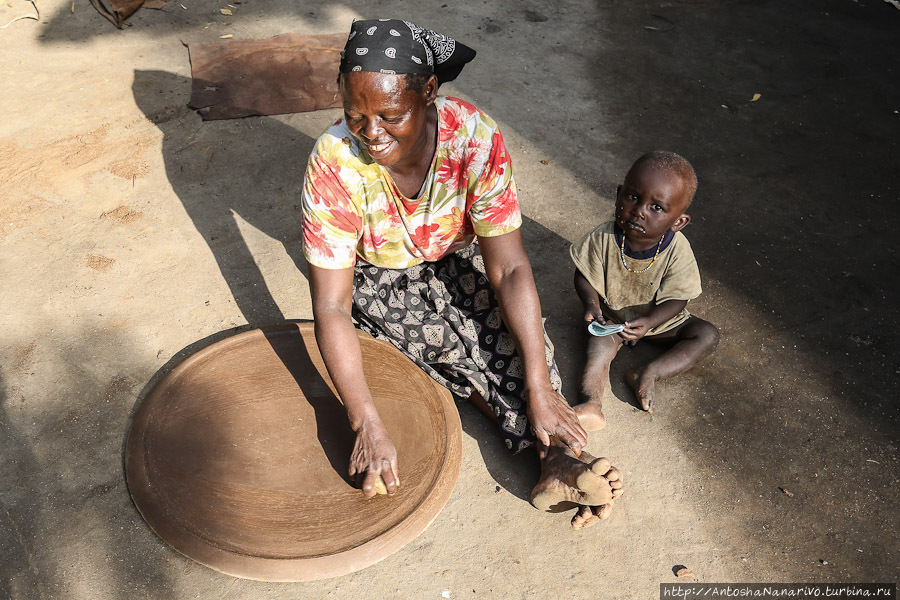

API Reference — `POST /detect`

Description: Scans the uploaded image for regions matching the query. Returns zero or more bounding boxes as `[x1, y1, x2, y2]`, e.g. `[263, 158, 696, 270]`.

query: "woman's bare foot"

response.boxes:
[570, 467, 624, 529]
[625, 368, 656, 413]
[530, 447, 619, 512]
[573, 401, 607, 431]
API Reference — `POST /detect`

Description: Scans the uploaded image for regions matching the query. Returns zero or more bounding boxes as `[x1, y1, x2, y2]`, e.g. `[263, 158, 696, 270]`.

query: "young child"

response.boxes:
[569, 151, 719, 427]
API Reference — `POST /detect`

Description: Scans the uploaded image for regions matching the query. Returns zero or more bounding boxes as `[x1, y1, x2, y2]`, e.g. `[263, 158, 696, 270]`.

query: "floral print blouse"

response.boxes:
[301, 97, 522, 270]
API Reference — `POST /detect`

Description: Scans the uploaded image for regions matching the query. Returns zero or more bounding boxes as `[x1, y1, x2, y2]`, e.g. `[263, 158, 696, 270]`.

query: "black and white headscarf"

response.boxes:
[339, 18, 476, 85]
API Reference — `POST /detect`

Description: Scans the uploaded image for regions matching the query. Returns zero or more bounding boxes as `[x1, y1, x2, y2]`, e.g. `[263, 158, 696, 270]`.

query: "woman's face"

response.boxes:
[339, 71, 437, 170]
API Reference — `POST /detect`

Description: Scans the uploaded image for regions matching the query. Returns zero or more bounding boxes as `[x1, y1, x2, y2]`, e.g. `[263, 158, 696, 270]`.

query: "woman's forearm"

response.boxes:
[479, 233, 552, 391]
[308, 266, 382, 431]
[494, 265, 551, 388]
[312, 306, 382, 430]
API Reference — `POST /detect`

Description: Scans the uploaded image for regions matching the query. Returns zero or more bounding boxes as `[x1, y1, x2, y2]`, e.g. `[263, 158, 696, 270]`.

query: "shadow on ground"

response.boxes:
[37, 2, 339, 43]
[1, 329, 176, 599]
[0, 374, 47, 600]
[132, 69, 311, 327]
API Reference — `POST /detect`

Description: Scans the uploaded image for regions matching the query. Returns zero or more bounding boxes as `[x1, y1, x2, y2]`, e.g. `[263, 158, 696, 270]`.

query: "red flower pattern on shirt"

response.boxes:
[481, 186, 519, 227]
[438, 101, 474, 143]
[308, 154, 362, 234]
[480, 131, 508, 184]
[410, 223, 441, 251]
[301, 219, 335, 260]
[436, 150, 466, 191]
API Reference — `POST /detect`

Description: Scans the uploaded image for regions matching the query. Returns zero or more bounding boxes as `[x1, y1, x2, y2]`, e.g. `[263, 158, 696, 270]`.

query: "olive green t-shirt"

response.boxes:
[569, 221, 702, 335]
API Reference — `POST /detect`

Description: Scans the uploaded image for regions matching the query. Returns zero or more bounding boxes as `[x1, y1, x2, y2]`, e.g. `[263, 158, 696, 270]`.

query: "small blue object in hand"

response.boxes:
[588, 321, 625, 336]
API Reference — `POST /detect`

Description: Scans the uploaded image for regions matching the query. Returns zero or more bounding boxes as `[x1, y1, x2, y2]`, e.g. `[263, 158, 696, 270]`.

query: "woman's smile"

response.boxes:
[364, 139, 395, 158]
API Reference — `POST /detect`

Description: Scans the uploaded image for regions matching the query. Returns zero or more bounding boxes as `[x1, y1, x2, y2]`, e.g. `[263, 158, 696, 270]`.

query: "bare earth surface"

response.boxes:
[1, 0, 898, 598]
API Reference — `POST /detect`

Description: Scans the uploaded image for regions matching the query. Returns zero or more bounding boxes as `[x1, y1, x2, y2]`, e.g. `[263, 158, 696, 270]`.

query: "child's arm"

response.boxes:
[574, 269, 605, 324]
[620, 299, 688, 341]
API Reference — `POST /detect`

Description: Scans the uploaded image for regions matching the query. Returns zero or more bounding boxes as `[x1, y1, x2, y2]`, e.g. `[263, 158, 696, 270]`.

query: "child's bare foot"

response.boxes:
[530, 447, 619, 512]
[625, 368, 656, 413]
[570, 468, 624, 529]
[573, 401, 607, 431]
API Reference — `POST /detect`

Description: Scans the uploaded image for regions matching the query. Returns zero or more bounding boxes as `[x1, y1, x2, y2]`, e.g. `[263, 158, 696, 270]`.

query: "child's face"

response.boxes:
[615, 163, 691, 249]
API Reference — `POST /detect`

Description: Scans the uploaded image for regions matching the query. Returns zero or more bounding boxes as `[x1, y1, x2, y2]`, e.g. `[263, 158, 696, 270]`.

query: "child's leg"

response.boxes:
[573, 333, 622, 431]
[626, 316, 719, 413]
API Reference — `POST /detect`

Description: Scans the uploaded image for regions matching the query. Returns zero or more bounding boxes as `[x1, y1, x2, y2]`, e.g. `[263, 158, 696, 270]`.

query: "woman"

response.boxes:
[302, 18, 622, 528]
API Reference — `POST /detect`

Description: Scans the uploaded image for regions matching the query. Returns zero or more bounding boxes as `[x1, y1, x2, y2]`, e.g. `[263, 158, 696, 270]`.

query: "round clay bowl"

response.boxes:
[125, 322, 462, 581]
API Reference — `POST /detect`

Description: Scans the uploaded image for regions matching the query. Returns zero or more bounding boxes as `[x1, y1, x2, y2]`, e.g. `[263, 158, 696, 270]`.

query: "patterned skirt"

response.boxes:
[351, 242, 563, 453]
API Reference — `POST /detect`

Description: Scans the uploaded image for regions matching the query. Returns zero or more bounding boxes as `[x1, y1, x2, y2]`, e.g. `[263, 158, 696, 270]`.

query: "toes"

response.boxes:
[571, 506, 599, 530]
[589, 457, 612, 476]
[595, 503, 614, 520]
[575, 458, 610, 495]
[606, 467, 623, 497]
[571, 504, 612, 529]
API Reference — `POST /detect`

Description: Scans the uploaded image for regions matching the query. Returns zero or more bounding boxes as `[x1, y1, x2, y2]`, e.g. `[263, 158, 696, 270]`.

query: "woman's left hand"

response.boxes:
[526, 386, 587, 459]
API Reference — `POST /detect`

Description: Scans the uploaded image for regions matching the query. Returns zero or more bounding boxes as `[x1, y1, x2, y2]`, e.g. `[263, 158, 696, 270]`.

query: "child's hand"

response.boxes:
[584, 307, 605, 324]
[621, 318, 651, 343]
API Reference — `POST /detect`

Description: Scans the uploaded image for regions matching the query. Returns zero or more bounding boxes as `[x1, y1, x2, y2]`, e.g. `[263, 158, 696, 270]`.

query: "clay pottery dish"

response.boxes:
[125, 322, 462, 581]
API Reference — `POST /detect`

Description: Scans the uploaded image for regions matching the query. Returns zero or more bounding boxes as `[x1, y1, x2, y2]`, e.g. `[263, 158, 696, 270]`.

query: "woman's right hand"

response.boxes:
[348, 418, 400, 498]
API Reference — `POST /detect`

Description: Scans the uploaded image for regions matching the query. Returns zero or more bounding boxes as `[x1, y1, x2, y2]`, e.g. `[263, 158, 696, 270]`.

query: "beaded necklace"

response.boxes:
[619, 233, 665, 273]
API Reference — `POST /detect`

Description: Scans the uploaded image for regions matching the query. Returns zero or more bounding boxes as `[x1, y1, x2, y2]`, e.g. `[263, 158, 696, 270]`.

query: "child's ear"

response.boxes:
[670, 213, 691, 232]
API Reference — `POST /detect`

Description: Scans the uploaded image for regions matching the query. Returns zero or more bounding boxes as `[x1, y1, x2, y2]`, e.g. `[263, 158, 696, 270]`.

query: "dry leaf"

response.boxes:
[220, 7, 232, 15]
[750, 93, 762, 102]
[676, 567, 695, 578]
[70, 2, 74, 13]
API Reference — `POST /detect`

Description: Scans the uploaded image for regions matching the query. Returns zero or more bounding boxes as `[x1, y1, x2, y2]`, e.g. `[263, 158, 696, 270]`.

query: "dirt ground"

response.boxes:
[2, 0, 899, 598]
